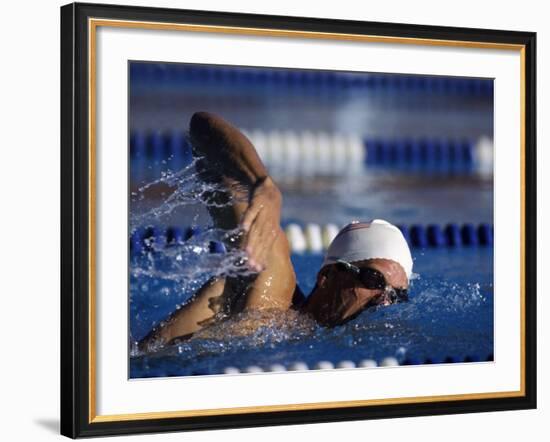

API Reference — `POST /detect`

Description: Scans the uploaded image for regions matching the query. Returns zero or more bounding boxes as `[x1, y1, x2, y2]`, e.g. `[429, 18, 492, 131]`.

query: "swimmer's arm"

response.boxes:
[137, 278, 226, 351]
[189, 111, 282, 271]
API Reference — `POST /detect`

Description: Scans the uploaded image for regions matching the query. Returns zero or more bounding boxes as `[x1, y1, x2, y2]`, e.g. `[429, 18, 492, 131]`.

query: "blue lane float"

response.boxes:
[130, 63, 494, 98]
[184, 226, 202, 241]
[129, 222, 494, 257]
[364, 138, 475, 172]
[460, 223, 479, 246]
[130, 130, 194, 165]
[444, 224, 462, 247]
[427, 224, 445, 247]
[409, 225, 428, 248]
[477, 223, 494, 246]
[165, 226, 183, 245]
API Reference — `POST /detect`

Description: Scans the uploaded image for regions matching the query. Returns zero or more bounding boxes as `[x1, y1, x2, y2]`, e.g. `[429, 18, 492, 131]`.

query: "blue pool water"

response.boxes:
[129, 245, 493, 378]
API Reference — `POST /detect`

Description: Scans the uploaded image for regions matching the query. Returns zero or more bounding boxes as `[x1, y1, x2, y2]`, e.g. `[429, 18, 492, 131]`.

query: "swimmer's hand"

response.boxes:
[240, 176, 282, 272]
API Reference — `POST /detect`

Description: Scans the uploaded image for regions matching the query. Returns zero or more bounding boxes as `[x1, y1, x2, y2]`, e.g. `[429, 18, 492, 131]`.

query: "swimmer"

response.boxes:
[137, 112, 413, 352]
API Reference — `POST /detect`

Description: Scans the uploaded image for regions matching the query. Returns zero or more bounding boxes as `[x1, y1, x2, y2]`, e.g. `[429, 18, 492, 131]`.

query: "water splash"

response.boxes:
[129, 148, 276, 355]
[130, 226, 255, 283]
[130, 156, 249, 230]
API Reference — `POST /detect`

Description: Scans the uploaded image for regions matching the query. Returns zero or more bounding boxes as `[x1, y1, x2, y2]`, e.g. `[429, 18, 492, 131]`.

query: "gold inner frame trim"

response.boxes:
[91, 390, 524, 423]
[87, 17, 527, 424]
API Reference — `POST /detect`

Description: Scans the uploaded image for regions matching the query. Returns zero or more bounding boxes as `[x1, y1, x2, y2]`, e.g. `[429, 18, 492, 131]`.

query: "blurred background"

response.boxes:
[129, 62, 494, 229]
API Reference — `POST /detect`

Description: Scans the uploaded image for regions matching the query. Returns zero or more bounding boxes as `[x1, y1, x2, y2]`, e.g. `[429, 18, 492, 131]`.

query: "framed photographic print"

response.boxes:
[60, 1, 536, 438]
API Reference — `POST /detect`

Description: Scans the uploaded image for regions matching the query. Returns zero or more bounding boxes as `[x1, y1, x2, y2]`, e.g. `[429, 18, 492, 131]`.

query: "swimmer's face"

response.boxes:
[305, 258, 409, 327]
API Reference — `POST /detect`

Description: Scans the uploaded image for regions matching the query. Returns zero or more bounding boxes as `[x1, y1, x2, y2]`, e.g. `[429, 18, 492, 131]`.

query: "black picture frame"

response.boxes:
[60, 2, 537, 438]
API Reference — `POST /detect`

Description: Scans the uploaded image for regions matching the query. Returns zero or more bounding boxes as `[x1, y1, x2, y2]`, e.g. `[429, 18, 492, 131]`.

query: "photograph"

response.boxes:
[128, 62, 495, 379]
[59, 3, 536, 436]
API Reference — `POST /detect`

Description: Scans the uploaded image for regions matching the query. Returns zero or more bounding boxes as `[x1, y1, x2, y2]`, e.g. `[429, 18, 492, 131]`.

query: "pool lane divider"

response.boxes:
[129, 129, 493, 175]
[130, 130, 194, 164]
[216, 353, 494, 375]
[284, 222, 494, 251]
[130, 223, 494, 256]
[141, 352, 493, 377]
[130, 64, 494, 98]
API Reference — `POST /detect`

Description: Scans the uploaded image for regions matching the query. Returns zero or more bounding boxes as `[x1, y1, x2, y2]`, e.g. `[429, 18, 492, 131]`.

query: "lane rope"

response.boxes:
[214, 353, 493, 375]
[130, 64, 494, 98]
[130, 222, 494, 256]
[129, 129, 493, 175]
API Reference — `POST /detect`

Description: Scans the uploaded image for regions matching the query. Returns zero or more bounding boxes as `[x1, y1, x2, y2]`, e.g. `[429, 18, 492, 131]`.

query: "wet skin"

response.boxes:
[302, 258, 409, 327]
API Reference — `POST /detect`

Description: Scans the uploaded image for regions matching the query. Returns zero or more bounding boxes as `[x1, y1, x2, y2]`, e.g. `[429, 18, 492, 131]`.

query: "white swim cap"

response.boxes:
[322, 219, 413, 280]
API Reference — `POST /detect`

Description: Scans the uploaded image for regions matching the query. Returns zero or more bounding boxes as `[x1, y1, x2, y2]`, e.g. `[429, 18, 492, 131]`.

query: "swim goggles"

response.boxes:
[334, 259, 409, 304]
